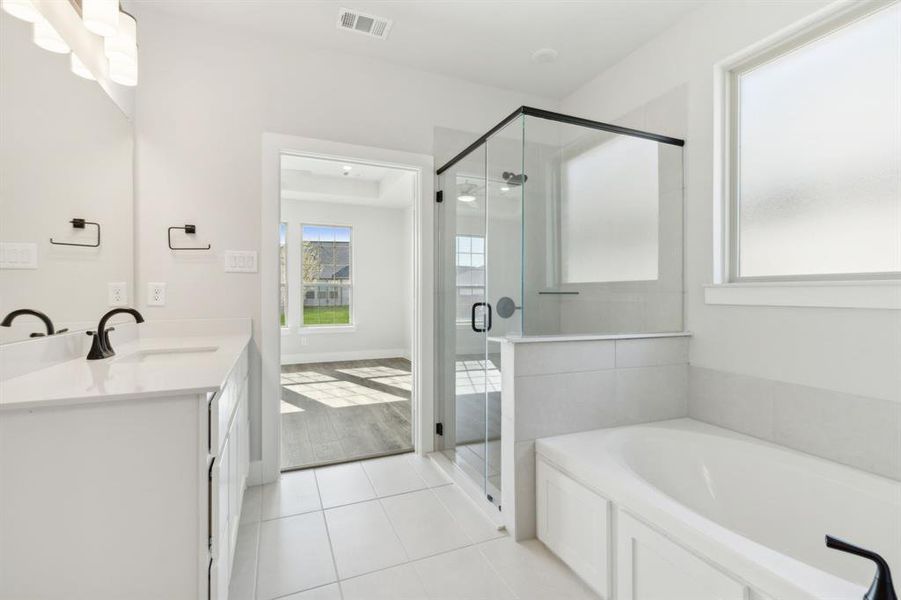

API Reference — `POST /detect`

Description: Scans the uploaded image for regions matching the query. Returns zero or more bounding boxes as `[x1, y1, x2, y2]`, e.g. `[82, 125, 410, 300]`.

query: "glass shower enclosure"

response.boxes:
[435, 107, 684, 506]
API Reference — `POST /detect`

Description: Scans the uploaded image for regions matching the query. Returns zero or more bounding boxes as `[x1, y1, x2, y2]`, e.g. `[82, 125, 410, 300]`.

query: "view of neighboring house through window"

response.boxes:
[279, 222, 287, 326]
[456, 234, 485, 322]
[730, 2, 900, 280]
[302, 224, 352, 326]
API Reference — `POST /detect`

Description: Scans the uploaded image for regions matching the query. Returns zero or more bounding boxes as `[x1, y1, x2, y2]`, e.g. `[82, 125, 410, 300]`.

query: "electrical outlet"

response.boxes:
[147, 282, 166, 306]
[108, 282, 127, 306]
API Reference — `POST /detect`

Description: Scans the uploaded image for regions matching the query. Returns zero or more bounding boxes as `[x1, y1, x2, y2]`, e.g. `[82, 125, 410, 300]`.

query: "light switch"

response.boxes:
[224, 251, 257, 273]
[0, 242, 38, 269]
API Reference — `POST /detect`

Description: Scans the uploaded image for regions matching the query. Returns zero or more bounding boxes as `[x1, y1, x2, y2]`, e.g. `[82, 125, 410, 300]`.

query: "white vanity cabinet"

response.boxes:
[0, 338, 250, 600]
[209, 349, 251, 600]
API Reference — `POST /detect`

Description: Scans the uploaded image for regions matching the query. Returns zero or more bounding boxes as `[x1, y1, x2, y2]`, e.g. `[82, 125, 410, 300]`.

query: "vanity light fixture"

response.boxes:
[105, 9, 138, 87]
[1, 0, 40, 22]
[81, 0, 118, 38]
[70, 53, 94, 80]
[33, 17, 70, 54]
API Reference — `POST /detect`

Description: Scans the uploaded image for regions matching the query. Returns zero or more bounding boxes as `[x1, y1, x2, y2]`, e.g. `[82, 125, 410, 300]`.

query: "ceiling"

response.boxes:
[129, 0, 703, 99]
[281, 155, 414, 208]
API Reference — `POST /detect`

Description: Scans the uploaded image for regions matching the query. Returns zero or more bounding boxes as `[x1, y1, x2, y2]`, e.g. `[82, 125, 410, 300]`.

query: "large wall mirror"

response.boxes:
[0, 10, 133, 344]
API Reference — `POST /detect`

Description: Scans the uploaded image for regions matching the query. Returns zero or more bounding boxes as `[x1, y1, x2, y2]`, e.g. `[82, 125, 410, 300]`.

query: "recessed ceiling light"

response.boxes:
[531, 48, 558, 64]
[342, 165, 353, 171]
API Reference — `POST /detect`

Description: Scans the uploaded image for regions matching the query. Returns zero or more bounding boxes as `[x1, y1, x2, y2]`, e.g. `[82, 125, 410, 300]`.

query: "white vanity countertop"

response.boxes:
[488, 331, 692, 344]
[0, 332, 251, 411]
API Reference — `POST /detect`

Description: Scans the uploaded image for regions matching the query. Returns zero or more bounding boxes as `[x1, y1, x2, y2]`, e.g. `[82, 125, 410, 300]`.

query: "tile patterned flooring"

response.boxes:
[228, 452, 600, 600]
[280, 359, 413, 470]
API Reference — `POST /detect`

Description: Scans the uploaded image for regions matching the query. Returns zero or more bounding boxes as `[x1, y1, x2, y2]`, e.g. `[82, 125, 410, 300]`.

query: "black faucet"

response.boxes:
[0, 308, 66, 337]
[826, 535, 897, 600]
[87, 308, 145, 360]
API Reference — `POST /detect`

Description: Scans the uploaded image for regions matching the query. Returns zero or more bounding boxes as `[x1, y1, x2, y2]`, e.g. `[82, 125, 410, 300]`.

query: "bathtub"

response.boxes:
[534, 419, 901, 600]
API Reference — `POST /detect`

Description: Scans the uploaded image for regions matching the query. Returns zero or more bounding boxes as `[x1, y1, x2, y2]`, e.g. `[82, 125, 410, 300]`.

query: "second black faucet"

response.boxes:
[87, 308, 145, 360]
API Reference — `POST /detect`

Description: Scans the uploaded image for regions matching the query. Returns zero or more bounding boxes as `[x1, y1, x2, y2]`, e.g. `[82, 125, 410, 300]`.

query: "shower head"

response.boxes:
[502, 172, 528, 187]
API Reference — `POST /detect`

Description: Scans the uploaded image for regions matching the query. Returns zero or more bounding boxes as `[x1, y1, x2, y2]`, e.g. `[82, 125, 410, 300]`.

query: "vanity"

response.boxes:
[0, 319, 251, 600]
[0, 9, 252, 598]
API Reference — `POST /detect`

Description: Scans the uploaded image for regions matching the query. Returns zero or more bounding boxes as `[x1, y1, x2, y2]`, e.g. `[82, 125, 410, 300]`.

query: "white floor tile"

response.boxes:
[315, 462, 376, 508]
[240, 485, 262, 524]
[381, 489, 472, 560]
[340, 563, 429, 600]
[256, 512, 336, 600]
[280, 583, 342, 599]
[477, 537, 600, 600]
[324, 499, 408, 579]
[411, 546, 517, 600]
[227, 521, 259, 600]
[261, 470, 321, 520]
[409, 453, 453, 487]
[361, 454, 428, 497]
[432, 484, 505, 544]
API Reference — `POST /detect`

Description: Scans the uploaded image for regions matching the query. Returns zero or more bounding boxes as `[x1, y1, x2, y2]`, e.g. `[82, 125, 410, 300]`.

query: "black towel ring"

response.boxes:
[50, 218, 100, 247]
[168, 224, 211, 250]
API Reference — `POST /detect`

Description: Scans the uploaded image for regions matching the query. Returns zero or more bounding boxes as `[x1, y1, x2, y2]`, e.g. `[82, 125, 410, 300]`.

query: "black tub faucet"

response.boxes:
[1, 308, 65, 337]
[87, 308, 145, 360]
[826, 535, 897, 600]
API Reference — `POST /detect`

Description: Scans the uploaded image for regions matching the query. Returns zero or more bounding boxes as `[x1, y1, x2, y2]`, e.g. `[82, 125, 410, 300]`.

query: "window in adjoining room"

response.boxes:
[302, 224, 352, 326]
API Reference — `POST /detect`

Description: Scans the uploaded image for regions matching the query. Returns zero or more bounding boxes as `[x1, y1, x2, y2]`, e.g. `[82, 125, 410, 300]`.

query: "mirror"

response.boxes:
[0, 11, 133, 344]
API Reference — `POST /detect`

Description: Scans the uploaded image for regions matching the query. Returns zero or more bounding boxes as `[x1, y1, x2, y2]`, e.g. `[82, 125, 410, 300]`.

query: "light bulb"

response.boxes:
[82, 0, 118, 38]
[70, 53, 94, 80]
[1, 0, 40, 22]
[33, 18, 69, 54]
[104, 11, 137, 62]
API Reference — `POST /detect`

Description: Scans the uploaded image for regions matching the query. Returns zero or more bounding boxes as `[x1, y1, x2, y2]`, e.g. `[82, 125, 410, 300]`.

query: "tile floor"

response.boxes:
[229, 452, 599, 600]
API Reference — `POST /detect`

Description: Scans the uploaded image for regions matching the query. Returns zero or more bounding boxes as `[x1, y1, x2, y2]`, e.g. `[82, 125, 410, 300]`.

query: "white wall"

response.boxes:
[280, 198, 410, 363]
[131, 7, 557, 461]
[561, 0, 900, 403]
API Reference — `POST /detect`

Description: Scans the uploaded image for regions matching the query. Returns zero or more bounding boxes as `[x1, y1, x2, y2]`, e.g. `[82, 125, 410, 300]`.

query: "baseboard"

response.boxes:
[281, 348, 406, 365]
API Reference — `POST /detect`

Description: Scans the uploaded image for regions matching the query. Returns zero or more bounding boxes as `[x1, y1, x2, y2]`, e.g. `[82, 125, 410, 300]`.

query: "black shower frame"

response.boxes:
[435, 105, 685, 176]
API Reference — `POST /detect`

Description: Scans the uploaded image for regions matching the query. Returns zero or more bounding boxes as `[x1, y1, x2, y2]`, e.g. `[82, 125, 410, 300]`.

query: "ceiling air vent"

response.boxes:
[337, 8, 393, 40]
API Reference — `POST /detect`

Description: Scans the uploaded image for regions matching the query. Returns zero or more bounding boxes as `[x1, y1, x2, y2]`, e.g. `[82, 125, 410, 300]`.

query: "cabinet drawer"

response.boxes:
[536, 457, 610, 598]
[209, 350, 248, 457]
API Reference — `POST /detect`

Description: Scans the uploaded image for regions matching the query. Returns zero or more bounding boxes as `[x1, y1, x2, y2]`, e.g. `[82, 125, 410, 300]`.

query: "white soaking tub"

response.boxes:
[534, 419, 901, 600]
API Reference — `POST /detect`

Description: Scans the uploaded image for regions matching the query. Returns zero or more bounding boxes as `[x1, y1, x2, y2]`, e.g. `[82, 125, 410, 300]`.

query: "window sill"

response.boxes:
[282, 325, 357, 335]
[704, 280, 900, 309]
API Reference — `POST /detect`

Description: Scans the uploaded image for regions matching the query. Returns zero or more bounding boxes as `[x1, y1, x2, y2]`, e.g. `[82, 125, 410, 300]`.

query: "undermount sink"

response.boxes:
[116, 346, 219, 363]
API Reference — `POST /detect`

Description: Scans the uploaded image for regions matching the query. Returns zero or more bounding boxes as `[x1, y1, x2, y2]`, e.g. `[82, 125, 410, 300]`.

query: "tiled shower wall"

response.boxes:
[689, 366, 901, 481]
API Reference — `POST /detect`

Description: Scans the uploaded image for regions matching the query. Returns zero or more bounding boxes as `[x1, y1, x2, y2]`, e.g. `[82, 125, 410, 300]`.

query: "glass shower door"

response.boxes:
[437, 143, 491, 498]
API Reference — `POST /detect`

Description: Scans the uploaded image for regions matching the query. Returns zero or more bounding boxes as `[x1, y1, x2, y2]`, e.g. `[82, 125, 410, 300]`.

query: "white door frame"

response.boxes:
[260, 132, 435, 484]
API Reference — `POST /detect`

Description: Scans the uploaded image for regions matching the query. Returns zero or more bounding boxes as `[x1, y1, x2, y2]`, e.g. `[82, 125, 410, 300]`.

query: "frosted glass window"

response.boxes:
[734, 3, 901, 279]
[562, 135, 659, 283]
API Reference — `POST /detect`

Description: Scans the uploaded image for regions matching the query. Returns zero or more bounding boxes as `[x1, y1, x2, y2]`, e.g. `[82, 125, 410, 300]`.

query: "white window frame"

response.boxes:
[709, 0, 901, 309]
[300, 223, 355, 328]
[454, 234, 486, 324]
[279, 222, 289, 329]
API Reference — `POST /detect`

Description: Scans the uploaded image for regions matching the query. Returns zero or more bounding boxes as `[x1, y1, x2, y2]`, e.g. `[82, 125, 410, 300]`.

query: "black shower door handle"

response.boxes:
[471, 302, 492, 333]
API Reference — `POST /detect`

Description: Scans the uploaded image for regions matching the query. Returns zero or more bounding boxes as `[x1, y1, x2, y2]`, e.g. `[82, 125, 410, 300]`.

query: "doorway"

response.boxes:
[278, 154, 416, 471]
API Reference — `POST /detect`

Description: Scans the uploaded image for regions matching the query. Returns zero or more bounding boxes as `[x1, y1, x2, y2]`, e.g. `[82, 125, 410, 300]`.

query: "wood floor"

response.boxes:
[280, 357, 413, 471]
